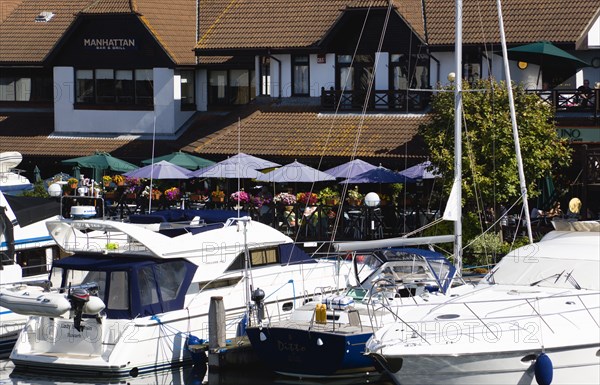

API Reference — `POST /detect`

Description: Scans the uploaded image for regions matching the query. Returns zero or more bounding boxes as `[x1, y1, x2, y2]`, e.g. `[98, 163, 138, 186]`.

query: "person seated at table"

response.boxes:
[576, 79, 593, 107]
[546, 201, 562, 218]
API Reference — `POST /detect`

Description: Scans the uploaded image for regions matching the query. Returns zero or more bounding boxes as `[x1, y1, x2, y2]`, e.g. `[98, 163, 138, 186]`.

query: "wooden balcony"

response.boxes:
[527, 88, 600, 121]
[320, 87, 600, 119]
[320, 87, 431, 112]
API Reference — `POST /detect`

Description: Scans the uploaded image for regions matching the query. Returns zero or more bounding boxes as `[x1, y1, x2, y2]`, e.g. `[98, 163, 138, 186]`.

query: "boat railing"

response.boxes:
[375, 290, 599, 345]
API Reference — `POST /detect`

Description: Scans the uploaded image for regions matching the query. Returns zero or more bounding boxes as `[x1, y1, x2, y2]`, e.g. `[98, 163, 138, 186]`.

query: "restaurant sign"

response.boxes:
[83, 38, 136, 50]
[557, 127, 600, 143]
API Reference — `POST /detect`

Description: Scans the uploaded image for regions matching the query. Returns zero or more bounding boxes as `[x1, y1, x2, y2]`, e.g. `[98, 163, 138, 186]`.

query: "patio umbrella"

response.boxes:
[339, 166, 415, 184]
[398, 161, 441, 180]
[33, 166, 41, 183]
[189, 152, 279, 179]
[189, 162, 263, 179]
[256, 160, 336, 183]
[142, 151, 215, 170]
[324, 159, 377, 179]
[219, 152, 281, 170]
[62, 151, 138, 180]
[123, 160, 191, 179]
[506, 41, 590, 85]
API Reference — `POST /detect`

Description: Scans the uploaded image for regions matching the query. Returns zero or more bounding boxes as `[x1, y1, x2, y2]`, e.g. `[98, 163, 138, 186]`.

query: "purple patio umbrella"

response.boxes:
[188, 152, 279, 179]
[339, 166, 415, 184]
[256, 160, 336, 183]
[123, 160, 191, 179]
[398, 161, 441, 180]
[324, 159, 377, 179]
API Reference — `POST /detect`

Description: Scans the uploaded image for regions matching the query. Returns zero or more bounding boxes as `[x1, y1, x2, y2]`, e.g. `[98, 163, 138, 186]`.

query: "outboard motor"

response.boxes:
[251, 288, 265, 323]
[68, 287, 90, 332]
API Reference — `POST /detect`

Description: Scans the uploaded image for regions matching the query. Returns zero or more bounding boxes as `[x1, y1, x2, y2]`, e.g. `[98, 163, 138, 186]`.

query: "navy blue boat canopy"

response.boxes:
[52, 254, 197, 319]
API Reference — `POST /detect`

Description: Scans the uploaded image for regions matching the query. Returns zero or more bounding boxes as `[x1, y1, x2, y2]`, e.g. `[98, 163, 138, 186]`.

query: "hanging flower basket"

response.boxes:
[67, 178, 78, 190]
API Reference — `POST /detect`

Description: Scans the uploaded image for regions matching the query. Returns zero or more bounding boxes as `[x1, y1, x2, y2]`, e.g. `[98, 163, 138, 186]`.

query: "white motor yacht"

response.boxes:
[365, 221, 600, 385]
[4, 216, 353, 377]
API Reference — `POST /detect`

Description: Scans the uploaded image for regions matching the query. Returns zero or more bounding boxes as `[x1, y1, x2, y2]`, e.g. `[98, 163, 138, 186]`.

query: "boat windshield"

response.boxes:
[485, 256, 599, 291]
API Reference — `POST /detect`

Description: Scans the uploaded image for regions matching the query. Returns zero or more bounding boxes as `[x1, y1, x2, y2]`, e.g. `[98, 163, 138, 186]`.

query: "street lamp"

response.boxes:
[48, 183, 62, 197]
[364, 192, 381, 207]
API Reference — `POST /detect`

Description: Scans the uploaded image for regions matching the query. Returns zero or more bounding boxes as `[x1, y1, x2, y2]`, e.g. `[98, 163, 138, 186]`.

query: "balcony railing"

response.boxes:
[527, 88, 600, 117]
[321, 87, 600, 116]
[321, 87, 431, 112]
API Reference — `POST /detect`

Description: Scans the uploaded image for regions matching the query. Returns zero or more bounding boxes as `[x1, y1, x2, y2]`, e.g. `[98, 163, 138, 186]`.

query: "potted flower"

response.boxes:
[347, 186, 363, 206]
[296, 192, 318, 205]
[230, 190, 250, 204]
[102, 175, 113, 187]
[211, 187, 225, 202]
[113, 174, 125, 186]
[273, 192, 296, 206]
[151, 188, 162, 200]
[164, 187, 180, 201]
[67, 177, 79, 189]
[318, 187, 340, 205]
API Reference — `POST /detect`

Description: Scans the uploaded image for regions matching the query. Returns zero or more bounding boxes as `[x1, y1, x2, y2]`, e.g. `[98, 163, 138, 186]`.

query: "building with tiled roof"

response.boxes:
[0, 0, 598, 178]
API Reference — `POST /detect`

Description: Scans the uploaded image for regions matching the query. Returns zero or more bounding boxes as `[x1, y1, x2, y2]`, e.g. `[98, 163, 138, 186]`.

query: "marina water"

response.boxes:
[0, 358, 395, 385]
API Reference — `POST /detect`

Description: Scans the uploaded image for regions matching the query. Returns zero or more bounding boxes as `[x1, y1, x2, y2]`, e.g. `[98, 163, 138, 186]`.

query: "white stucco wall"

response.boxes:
[53, 67, 193, 135]
[375, 52, 389, 90]
[310, 53, 335, 97]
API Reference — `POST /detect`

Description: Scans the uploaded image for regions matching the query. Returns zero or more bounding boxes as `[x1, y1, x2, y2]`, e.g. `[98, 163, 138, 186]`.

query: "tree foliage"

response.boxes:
[420, 78, 571, 208]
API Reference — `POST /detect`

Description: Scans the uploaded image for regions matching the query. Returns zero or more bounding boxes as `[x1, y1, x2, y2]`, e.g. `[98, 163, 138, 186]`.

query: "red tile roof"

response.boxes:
[196, 0, 426, 51]
[0, 0, 23, 23]
[0, 0, 93, 63]
[425, 0, 600, 46]
[0, 0, 197, 65]
[182, 107, 428, 159]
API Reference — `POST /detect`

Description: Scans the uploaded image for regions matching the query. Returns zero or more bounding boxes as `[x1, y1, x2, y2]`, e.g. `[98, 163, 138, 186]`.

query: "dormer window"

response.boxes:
[34, 12, 54, 22]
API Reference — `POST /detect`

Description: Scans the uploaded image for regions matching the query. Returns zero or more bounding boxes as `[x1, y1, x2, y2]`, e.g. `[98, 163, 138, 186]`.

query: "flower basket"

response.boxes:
[230, 190, 250, 204]
[273, 192, 296, 206]
[297, 192, 318, 205]
[67, 178, 78, 189]
[113, 175, 125, 187]
[211, 188, 225, 202]
[164, 187, 181, 201]
[102, 175, 113, 187]
[318, 187, 340, 206]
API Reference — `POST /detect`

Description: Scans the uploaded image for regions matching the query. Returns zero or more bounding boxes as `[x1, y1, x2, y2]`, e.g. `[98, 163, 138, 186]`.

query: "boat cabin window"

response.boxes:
[154, 261, 187, 301]
[138, 266, 159, 306]
[226, 247, 279, 271]
[355, 253, 383, 285]
[108, 271, 129, 310]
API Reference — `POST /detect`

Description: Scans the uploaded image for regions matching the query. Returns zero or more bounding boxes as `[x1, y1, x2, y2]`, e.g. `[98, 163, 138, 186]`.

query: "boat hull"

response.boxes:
[373, 344, 600, 385]
[247, 326, 375, 377]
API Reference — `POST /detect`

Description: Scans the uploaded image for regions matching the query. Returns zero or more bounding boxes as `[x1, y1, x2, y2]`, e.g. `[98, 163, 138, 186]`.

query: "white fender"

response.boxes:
[82, 296, 105, 314]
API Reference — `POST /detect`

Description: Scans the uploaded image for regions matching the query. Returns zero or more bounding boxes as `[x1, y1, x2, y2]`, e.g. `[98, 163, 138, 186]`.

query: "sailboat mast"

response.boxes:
[496, 0, 534, 243]
[454, 0, 463, 275]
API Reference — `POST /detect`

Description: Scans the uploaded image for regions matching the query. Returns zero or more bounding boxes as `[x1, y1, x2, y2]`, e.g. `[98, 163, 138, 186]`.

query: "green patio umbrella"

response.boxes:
[507, 41, 590, 85]
[62, 151, 138, 181]
[142, 151, 215, 170]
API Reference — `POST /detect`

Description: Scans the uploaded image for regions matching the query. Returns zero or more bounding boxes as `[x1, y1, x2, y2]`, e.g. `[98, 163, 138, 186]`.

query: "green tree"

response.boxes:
[420, 78, 571, 209]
